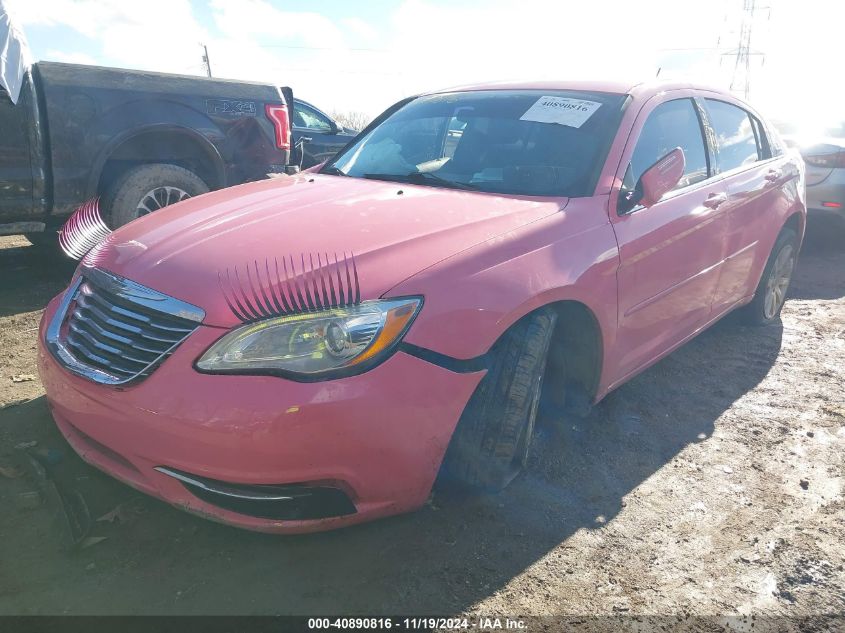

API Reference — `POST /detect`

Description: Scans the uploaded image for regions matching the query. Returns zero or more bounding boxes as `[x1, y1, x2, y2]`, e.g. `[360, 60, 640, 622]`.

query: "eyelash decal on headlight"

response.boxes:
[59, 198, 113, 260]
[218, 252, 361, 323]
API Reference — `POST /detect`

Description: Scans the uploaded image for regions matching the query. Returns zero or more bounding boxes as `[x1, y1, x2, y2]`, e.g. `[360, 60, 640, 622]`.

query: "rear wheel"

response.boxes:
[103, 163, 209, 228]
[741, 228, 798, 325]
[440, 308, 557, 491]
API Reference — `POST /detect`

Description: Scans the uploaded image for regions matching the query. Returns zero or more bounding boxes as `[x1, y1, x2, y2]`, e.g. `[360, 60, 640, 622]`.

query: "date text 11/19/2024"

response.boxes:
[307, 617, 527, 630]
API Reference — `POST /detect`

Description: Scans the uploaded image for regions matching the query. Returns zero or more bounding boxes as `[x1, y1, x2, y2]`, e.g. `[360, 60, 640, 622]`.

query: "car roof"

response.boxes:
[784, 135, 845, 149]
[424, 79, 734, 101]
[293, 97, 334, 119]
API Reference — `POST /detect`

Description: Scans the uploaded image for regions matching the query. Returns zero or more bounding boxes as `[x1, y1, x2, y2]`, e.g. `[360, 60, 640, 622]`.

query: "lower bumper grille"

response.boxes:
[46, 267, 205, 385]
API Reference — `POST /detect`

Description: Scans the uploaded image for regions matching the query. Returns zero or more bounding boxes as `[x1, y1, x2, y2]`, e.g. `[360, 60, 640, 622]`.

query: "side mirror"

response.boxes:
[638, 147, 685, 208]
[329, 120, 340, 135]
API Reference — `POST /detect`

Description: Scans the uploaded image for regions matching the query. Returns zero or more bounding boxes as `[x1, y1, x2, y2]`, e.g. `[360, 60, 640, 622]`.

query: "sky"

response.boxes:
[5, 0, 844, 133]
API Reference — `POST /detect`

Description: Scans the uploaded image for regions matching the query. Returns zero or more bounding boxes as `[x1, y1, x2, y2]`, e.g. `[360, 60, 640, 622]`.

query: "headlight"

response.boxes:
[196, 297, 422, 380]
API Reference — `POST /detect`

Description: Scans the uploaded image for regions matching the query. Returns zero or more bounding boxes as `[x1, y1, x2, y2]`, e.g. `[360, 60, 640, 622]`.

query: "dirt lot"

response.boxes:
[0, 225, 843, 622]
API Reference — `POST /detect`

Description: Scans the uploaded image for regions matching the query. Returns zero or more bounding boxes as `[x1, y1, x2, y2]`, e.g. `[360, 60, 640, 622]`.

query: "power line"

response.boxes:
[257, 44, 389, 52]
[254, 66, 401, 76]
[658, 46, 737, 52]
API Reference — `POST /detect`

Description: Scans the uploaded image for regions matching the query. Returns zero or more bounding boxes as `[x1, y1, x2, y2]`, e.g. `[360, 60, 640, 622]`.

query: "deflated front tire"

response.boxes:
[439, 307, 557, 491]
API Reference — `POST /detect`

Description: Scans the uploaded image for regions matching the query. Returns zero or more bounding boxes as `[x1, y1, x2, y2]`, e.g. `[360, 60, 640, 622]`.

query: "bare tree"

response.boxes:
[330, 110, 371, 132]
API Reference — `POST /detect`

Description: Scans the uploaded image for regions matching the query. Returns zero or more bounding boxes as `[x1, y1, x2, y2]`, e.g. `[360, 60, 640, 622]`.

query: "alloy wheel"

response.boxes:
[763, 244, 795, 320]
[136, 186, 191, 218]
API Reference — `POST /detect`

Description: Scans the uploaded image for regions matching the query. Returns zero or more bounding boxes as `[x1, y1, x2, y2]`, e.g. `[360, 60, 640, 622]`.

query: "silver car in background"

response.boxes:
[788, 137, 845, 225]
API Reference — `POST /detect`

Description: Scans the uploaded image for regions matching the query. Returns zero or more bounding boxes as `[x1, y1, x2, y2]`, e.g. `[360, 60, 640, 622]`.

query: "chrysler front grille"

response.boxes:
[46, 267, 205, 385]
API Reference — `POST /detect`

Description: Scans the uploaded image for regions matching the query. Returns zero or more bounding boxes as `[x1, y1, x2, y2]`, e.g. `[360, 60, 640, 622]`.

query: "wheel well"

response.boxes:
[538, 300, 603, 414]
[96, 130, 222, 196]
[783, 211, 804, 241]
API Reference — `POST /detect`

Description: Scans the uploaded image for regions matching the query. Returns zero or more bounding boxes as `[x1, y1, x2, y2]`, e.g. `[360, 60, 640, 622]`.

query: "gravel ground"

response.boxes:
[0, 225, 843, 625]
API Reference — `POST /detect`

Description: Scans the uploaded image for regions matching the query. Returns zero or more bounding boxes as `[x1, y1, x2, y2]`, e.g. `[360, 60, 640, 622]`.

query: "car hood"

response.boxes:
[88, 174, 566, 327]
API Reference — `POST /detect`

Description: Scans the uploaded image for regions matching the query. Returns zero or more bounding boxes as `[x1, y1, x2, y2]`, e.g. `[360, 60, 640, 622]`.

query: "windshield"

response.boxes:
[322, 89, 626, 197]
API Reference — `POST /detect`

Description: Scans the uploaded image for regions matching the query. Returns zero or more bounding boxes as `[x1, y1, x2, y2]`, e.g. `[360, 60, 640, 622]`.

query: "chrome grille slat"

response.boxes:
[65, 335, 134, 374]
[71, 308, 134, 345]
[68, 323, 124, 357]
[66, 329, 151, 370]
[75, 295, 143, 334]
[83, 290, 194, 334]
[46, 268, 204, 385]
[138, 330, 186, 344]
[74, 300, 177, 352]
[85, 293, 153, 325]
[74, 306, 168, 352]
[68, 323, 155, 366]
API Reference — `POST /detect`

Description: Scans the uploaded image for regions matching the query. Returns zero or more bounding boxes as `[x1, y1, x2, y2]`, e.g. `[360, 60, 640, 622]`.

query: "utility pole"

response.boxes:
[201, 44, 212, 78]
[721, 0, 769, 100]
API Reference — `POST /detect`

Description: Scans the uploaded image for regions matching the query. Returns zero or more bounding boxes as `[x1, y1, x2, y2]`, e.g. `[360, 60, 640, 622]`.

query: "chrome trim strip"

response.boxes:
[46, 276, 122, 384]
[84, 267, 205, 323]
[45, 268, 205, 386]
[154, 467, 296, 501]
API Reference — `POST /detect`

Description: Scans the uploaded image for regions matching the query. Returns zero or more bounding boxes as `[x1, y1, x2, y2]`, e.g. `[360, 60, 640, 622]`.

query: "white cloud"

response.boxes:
[387, 0, 670, 84]
[342, 17, 378, 43]
[44, 49, 98, 65]
[5, 0, 843, 127]
[8, 0, 210, 74]
[6, 0, 112, 37]
[745, 0, 845, 130]
[210, 0, 345, 47]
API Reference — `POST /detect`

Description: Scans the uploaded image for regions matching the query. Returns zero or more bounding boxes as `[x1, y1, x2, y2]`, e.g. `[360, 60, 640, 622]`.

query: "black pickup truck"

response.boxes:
[0, 62, 294, 243]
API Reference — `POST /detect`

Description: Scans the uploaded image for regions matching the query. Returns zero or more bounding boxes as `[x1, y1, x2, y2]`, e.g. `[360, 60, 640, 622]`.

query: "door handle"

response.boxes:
[765, 168, 782, 183]
[702, 192, 727, 209]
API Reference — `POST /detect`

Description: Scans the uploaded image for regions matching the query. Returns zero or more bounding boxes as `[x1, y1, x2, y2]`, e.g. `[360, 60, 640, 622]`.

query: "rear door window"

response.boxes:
[704, 99, 761, 172]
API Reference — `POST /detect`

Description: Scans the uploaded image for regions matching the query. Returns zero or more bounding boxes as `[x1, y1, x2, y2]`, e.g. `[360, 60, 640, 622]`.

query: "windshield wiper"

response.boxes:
[362, 172, 478, 191]
[321, 165, 349, 176]
[361, 173, 412, 184]
[409, 171, 479, 191]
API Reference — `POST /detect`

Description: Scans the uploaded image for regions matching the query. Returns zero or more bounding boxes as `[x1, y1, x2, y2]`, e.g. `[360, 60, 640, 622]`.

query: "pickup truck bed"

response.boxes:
[0, 61, 293, 235]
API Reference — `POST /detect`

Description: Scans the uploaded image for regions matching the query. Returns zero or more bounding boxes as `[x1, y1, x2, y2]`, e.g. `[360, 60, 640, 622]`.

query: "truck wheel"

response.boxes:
[740, 228, 798, 326]
[103, 163, 209, 228]
[440, 308, 557, 491]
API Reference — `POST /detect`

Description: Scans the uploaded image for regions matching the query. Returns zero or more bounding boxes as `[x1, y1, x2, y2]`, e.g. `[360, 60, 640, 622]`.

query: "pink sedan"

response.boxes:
[38, 80, 805, 533]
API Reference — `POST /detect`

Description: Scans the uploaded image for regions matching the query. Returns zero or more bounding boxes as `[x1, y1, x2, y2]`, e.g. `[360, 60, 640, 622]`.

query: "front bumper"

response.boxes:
[37, 296, 482, 533]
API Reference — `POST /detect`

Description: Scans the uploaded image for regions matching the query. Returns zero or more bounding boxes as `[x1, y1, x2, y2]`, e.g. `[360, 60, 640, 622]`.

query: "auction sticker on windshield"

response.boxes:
[519, 96, 602, 127]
